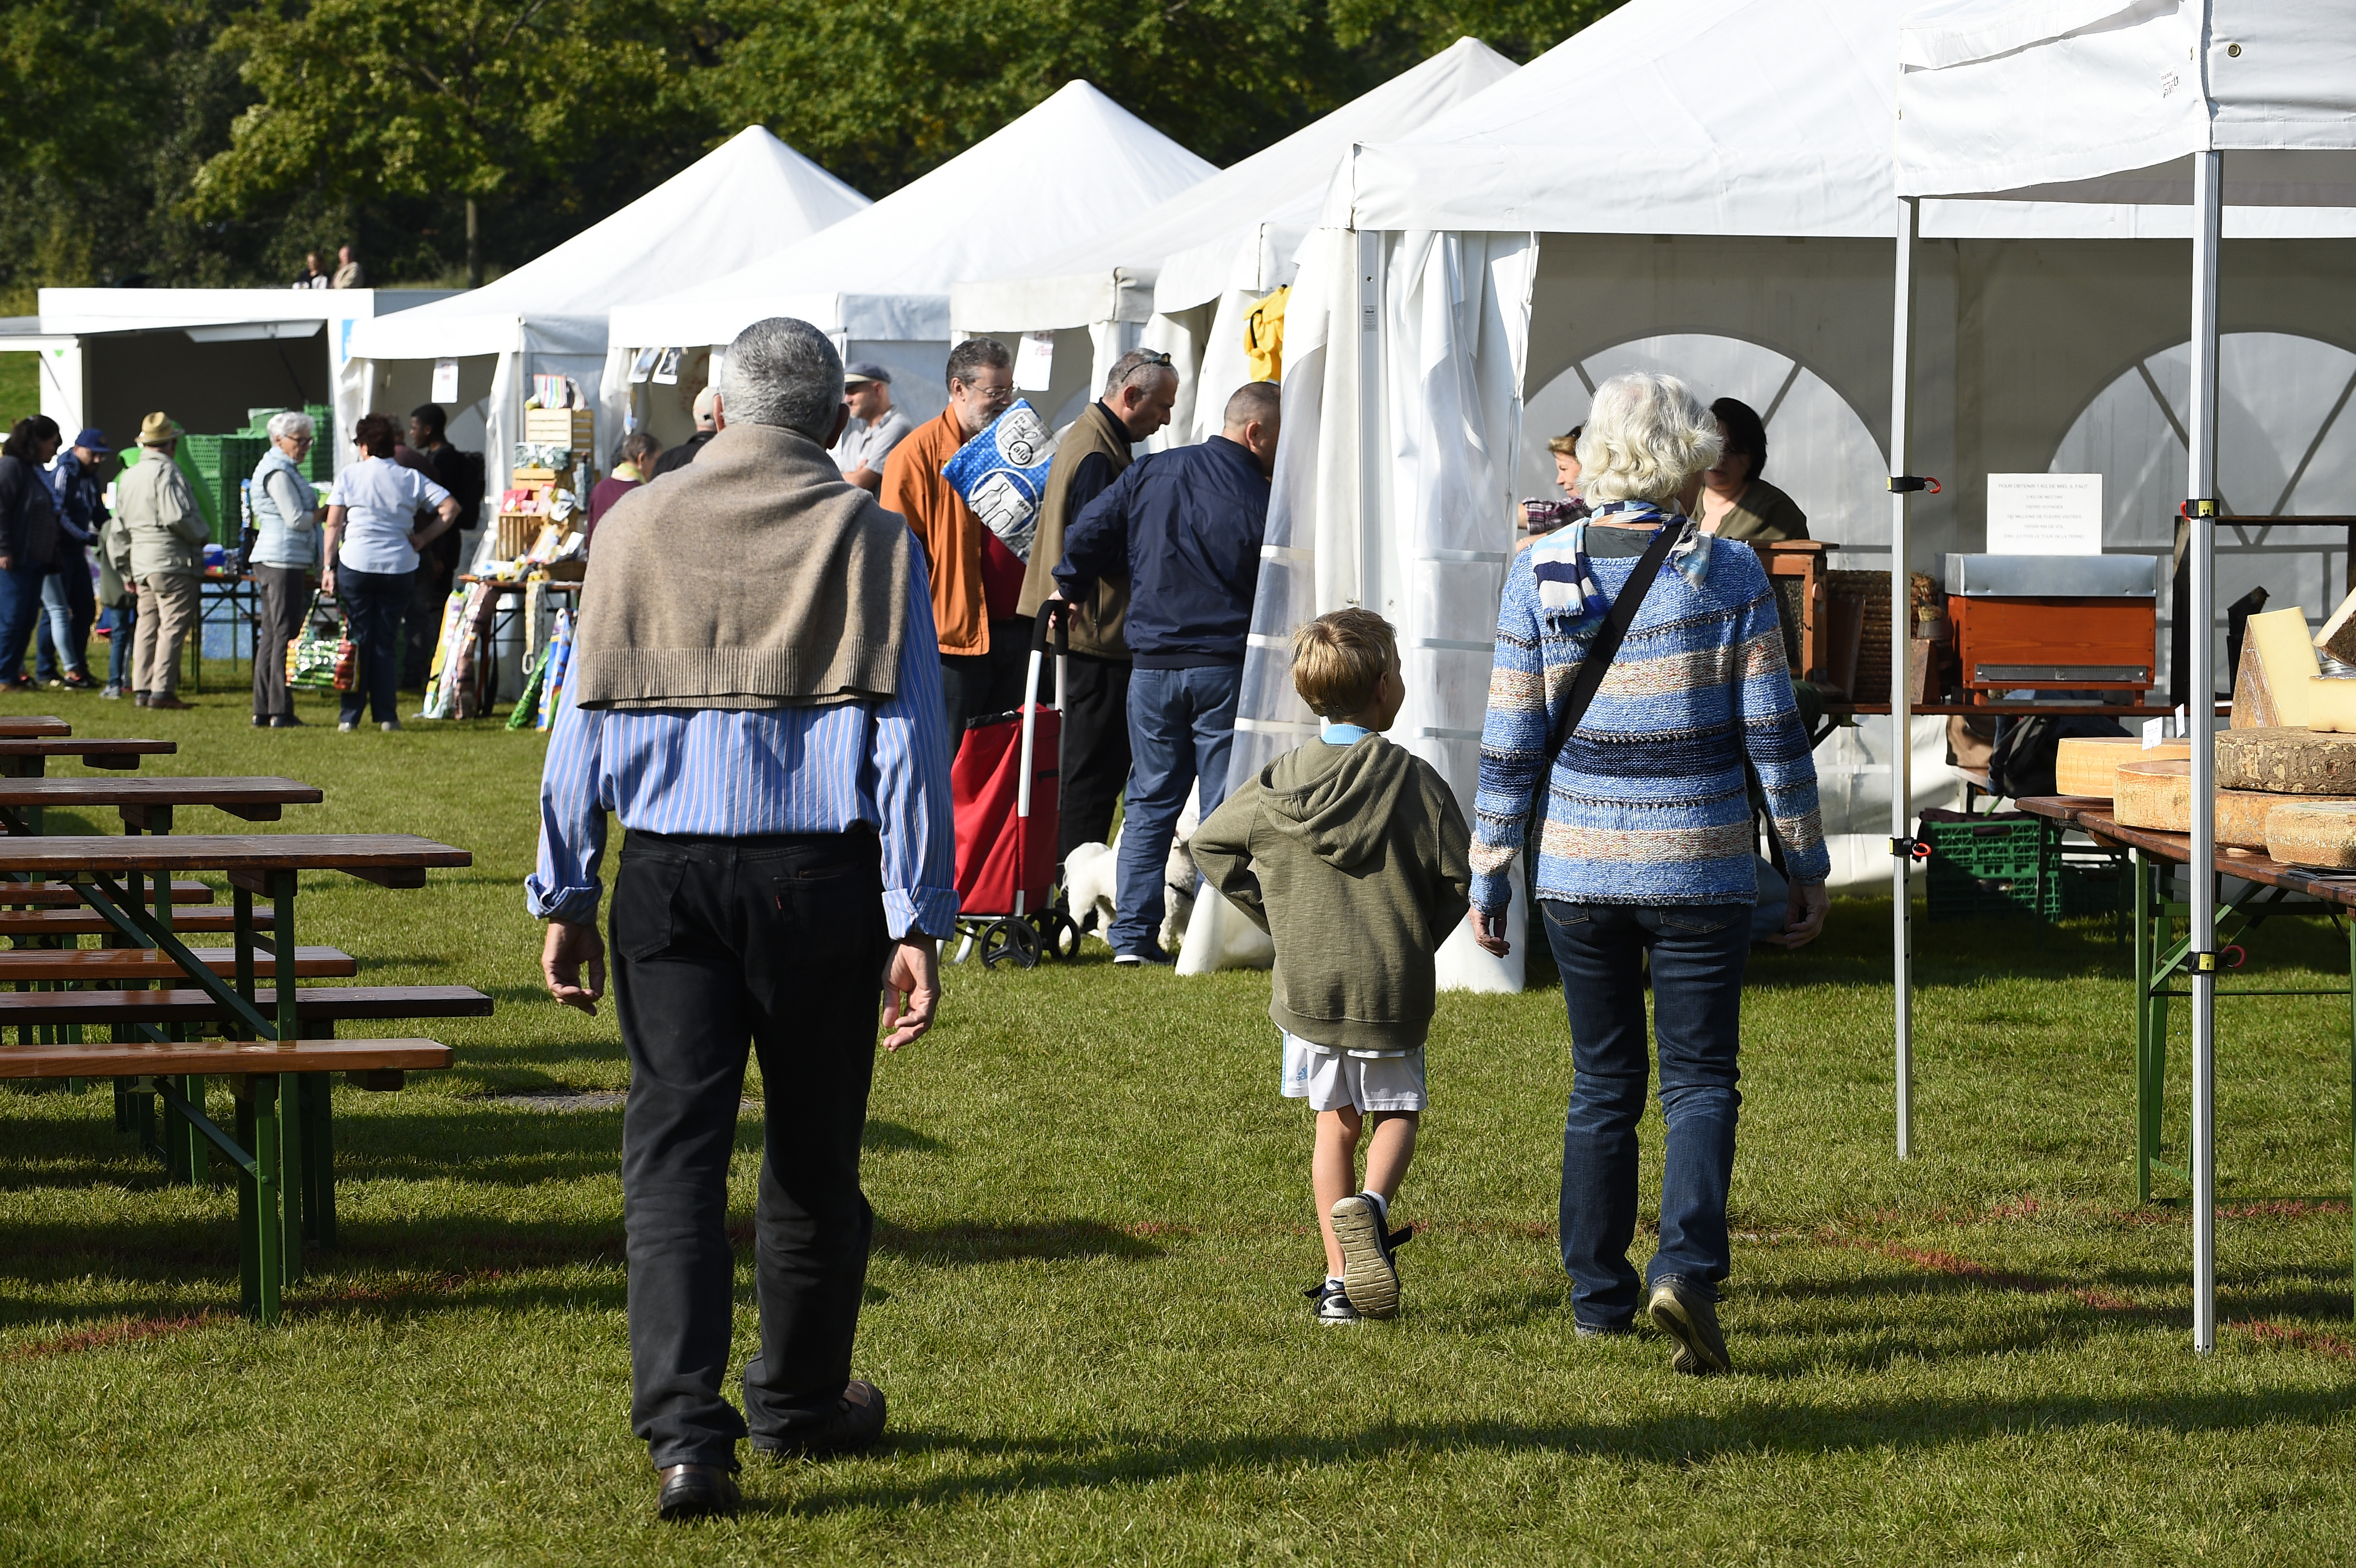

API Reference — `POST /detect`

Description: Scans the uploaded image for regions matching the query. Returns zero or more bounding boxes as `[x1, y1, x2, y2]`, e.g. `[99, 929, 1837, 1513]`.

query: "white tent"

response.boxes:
[1896, 0, 2356, 1353]
[950, 39, 1517, 444]
[1201, 0, 2356, 994]
[608, 81, 1218, 436]
[338, 126, 868, 512]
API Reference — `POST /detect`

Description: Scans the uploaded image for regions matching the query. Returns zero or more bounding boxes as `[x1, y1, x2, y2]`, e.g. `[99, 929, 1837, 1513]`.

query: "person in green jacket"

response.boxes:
[1191, 608, 1472, 1325]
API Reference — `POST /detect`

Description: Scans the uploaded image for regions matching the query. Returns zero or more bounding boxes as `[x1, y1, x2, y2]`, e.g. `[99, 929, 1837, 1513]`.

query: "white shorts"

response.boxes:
[1280, 1033, 1427, 1113]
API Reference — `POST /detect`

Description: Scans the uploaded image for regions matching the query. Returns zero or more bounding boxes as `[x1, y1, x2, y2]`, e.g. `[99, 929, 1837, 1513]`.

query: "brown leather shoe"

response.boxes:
[147, 695, 194, 711]
[752, 1379, 887, 1459]
[655, 1463, 740, 1521]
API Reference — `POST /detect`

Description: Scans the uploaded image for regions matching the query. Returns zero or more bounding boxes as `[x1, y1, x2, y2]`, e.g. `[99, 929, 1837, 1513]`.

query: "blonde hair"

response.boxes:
[1291, 608, 1397, 719]
[1576, 373, 1722, 505]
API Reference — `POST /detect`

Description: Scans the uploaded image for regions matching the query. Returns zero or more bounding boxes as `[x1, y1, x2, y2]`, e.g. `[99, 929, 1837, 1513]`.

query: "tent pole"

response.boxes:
[1889, 196, 1919, 1160]
[2188, 148, 2223, 1354]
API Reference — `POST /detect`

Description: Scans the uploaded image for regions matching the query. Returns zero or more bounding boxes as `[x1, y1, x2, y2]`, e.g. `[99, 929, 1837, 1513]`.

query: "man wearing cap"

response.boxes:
[831, 363, 912, 496]
[114, 412, 208, 710]
[36, 426, 110, 689]
[652, 387, 720, 478]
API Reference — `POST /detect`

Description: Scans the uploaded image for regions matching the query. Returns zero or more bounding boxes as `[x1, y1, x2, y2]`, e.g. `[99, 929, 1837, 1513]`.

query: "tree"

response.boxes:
[192, 0, 709, 286]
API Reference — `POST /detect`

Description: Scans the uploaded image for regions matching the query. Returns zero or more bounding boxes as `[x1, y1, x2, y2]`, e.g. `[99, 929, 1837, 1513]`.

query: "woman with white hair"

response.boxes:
[1468, 371, 1830, 1375]
[248, 409, 322, 727]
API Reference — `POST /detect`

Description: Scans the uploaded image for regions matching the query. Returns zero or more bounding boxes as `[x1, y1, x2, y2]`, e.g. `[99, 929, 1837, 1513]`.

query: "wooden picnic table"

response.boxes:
[0, 736, 175, 777]
[0, 775, 321, 835]
[0, 715, 71, 738]
[2017, 795, 2356, 1316]
[0, 831, 473, 1321]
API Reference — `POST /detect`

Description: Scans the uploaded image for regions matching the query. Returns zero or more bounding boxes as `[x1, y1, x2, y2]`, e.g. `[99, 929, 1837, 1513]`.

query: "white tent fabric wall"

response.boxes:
[951, 42, 1518, 455]
[612, 83, 1217, 367]
[340, 125, 869, 523]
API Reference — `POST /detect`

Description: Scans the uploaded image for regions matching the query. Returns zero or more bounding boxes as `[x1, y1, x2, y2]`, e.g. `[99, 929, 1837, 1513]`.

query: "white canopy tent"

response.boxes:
[608, 82, 1217, 437]
[339, 126, 868, 511]
[949, 39, 1516, 444]
[1197, 0, 2356, 990]
[1896, 0, 2356, 1354]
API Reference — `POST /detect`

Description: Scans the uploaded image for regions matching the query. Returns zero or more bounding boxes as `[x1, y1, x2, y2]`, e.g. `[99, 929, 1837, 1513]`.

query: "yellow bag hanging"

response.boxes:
[1244, 286, 1290, 381]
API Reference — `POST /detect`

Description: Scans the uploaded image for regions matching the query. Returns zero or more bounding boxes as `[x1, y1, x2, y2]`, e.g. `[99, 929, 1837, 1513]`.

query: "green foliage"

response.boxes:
[0, 355, 39, 429]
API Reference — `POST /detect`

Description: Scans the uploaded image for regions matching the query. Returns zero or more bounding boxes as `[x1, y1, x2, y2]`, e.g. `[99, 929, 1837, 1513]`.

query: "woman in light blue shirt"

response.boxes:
[323, 412, 461, 732]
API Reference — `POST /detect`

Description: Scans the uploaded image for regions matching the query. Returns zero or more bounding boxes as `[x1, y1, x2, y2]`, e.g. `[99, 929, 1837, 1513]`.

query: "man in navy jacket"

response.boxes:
[1056, 380, 1279, 964]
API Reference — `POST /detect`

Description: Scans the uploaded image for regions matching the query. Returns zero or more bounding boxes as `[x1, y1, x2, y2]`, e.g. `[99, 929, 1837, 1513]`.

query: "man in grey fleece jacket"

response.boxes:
[1192, 609, 1471, 1323]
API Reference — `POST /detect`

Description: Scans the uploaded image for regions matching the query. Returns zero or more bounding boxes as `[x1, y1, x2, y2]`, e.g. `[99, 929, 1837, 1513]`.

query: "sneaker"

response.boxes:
[1112, 945, 1174, 967]
[1331, 1193, 1413, 1320]
[60, 672, 97, 692]
[336, 720, 357, 733]
[749, 1378, 887, 1459]
[379, 719, 402, 732]
[1305, 1279, 1360, 1324]
[270, 715, 305, 728]
[100, 684, 123, 700]
[252, 714, 266, 727]
[133, 691, 149, 707]
[42, 677, 63, 690]
[1646, 1276, 1731, 1376]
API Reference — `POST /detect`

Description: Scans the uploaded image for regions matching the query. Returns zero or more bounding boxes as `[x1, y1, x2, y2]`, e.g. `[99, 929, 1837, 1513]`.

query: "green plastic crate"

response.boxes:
[1923, 815, 2050, 921]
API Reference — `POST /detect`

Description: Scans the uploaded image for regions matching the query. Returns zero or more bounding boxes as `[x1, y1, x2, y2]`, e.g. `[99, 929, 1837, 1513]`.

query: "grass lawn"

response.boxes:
[1, 679, 2352, 1564]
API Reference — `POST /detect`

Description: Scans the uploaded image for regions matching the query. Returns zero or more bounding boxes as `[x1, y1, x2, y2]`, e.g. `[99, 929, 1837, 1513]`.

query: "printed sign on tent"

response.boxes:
[1986, 474, 2102, 555]
[652, 348, 682, 386]
[628, 347, 659, 384]
[1014, 331, 1055, 392]
[431, 358, 460, 402]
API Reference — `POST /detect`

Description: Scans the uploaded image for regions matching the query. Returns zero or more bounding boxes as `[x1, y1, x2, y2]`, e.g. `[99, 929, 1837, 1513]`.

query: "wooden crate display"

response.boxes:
[523, 407, 595, 451]
[1823, 569, 1894, 701]
[495, 469, 561, 560]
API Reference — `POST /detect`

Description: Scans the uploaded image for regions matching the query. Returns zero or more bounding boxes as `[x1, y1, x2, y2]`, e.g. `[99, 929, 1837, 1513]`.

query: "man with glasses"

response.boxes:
[881, 337, 1023, 740]
[1020, 348, 1178, 863]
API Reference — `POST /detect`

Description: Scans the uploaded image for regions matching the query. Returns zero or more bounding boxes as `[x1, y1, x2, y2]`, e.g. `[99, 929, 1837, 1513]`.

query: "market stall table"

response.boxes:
[453, 576, 580, 708]
[2017, 794, 2356, 1317]
[0, 832, 478, 1321]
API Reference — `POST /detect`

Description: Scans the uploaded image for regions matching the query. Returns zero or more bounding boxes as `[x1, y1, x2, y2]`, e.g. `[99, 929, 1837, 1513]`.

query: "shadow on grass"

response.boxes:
[872, 1217, 1162, 1267]
[749, 1382, 2356, 1515]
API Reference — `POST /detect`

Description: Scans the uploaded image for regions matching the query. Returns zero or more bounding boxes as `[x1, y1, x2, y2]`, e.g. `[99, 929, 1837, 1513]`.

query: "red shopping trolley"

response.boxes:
[951, 603, 1082, 969]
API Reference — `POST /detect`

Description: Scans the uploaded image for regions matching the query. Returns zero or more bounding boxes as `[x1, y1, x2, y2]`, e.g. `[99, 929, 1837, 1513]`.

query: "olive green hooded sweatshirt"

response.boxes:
[1191, 733, 1472, 1053]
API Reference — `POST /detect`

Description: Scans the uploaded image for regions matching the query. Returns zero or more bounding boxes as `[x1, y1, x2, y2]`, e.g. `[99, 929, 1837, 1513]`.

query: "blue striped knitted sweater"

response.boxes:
[1470, 514, 1829, 913]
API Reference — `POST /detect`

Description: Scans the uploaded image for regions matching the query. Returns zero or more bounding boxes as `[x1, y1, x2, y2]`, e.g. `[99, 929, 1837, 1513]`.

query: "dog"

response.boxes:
[1058, 784, 1206, 952]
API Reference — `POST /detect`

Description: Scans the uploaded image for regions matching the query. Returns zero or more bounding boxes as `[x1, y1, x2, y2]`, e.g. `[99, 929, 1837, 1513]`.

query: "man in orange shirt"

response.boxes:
[881, 338, 1021, 740]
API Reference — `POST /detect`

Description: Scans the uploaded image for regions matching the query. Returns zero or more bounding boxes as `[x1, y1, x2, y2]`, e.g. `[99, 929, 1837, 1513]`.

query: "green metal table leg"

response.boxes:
[271, 871, 303, 1283]
[236, 1087, 262, 1314]
[302, 1072, 333, 1247]
[251, 1075, 280, 1323]
[2149, 871, 2174, 1199]
[2135, 849, 2154, 1204]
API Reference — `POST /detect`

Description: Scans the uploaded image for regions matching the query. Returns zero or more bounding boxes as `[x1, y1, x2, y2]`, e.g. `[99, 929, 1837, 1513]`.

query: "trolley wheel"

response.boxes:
[1034, 909, 1082, 962]
[978, 915, 1041, 970]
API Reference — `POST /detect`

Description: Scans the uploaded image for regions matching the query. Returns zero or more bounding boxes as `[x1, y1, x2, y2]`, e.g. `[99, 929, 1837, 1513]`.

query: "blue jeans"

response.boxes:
[1543, 899, 1750, 1330]
[0, 558, 52, 685]
[1109, 663, 1242, 957]
[35, 546, 94, 681]
[333, 566, 413, 724]
[101, 600, 137, 688]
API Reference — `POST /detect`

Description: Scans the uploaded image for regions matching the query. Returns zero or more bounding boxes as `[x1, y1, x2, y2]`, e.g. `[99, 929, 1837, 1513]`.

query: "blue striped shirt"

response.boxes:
[526, 571, 959, 938]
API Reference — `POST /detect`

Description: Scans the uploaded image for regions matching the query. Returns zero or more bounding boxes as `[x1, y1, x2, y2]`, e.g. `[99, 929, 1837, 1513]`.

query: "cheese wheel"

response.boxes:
[2055, 735, 2192, 799]
[2214, 727, 2356, 794]
[2112, 759, 2191, 830]
[2309, 674, 2356, 734]
[2107, 758, 2334, 846]
[2266, 799, 2356, 870]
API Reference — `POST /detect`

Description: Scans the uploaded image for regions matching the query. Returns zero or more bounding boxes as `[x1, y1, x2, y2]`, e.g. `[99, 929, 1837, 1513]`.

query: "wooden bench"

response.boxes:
[0, 983, 490, 1026]
[0, 716, 71, 738]
[3, 1036, 453, 1318]
[0, 907, 263, 938]
[0, 776, 322, 835]
[0, 879, 213, 907]
[0, 945, 356, 982]
[0, 737, 173, 776]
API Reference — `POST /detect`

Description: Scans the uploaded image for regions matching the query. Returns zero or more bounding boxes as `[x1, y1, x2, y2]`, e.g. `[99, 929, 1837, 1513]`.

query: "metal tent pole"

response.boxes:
[2188, 148, 2223, 1354]
[1889, 196, 1920, 1159]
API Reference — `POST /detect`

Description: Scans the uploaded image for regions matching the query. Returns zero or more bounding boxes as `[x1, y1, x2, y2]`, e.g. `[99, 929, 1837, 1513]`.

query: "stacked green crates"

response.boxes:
[1921, 813, 2127, 923]
[178, 432, 270, 544]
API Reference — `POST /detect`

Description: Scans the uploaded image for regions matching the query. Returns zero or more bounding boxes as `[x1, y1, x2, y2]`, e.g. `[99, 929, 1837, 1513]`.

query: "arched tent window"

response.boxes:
[2050, 331, 2356, 689]
[1520, 334, 1888, 566]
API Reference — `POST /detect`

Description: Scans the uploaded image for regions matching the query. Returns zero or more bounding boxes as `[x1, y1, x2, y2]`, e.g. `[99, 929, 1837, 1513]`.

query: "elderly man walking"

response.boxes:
[117, 412, 208, 710]
[1056, 380, 1280, 965]
[882, 337, 1020, 740]
[531, 317, 956, 1522]
[1020, 348, 1178, 864]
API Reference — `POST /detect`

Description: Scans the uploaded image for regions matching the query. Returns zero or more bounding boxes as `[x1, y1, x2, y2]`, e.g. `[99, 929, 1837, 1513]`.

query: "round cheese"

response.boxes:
[2055, 735, 2191, 799]
[2215, 727, 2356, 794]
[2266, 799, 2356, 870]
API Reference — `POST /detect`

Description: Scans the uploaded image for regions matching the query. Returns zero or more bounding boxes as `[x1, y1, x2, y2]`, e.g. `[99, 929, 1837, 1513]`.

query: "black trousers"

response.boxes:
[1058, 651, 1132, 860]
[614, 828, 887, 1469]
[939, 615, 1037, 742]
[334, 566, 411, 726]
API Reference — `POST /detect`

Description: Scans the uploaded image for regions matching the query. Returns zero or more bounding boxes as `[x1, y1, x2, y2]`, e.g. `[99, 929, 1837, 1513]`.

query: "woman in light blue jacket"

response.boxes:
[248, 410, 322, 727]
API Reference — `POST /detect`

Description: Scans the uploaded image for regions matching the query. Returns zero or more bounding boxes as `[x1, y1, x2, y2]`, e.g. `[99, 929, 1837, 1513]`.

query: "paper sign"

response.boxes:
[1986, 473, 2103, 555]
[628, 347, 658, 384]
[431, 358, 459, 402]
[1014, 331, 1055, 392]
[2143, 717, 2165, 749]
[652, 348, 682, 386]
[707, 349, 726, 388]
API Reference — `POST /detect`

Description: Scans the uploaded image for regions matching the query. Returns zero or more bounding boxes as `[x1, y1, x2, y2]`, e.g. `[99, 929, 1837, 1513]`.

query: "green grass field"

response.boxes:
[1, 679, 2352, 1563]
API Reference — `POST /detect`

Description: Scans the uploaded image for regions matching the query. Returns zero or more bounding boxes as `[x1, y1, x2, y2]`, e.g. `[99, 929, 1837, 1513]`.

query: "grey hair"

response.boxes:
[1102, 348, 1176, 397]
[1575, 372, 1723, 506]
[265, 410, 316, 442]
[945, 336, 1012, 390]
[720, 317, 843, 439]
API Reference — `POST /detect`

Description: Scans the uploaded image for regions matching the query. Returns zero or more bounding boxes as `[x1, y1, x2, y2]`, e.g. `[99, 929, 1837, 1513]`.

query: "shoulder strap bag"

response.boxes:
[285, 589, 358, 692]
[1546, 519, 1687, 758]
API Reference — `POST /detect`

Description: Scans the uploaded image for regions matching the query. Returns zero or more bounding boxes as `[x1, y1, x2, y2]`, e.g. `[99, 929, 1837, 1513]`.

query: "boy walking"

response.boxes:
[1192, 609, 1471, 1322]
